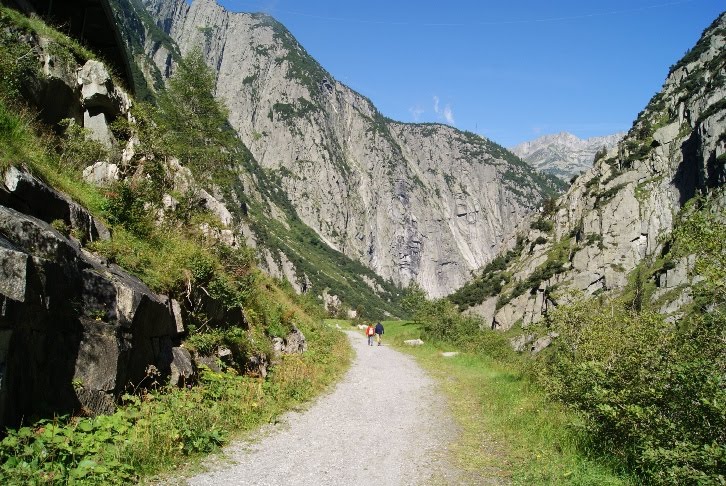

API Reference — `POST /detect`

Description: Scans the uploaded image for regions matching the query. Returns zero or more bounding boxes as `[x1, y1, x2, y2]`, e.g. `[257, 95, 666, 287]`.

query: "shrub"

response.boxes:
[416, 298, 483, 343]
[537, 299, 726, 484]
[530, 218, 554, 233]
[57, 119, 109, 171]
[101, 179, 154, 238]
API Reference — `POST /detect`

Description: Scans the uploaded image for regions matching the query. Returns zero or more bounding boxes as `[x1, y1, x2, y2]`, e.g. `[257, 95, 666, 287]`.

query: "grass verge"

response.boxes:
[382, 320, 632, 485]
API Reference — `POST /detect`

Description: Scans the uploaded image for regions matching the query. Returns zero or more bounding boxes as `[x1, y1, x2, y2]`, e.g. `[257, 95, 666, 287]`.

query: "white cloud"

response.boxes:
[431, 95, 454, 125]
[443, 105, 455, 125]
[409, 106, 424, 122]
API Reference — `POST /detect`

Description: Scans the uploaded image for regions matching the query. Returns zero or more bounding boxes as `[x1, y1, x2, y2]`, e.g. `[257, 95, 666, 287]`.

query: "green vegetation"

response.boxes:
[245, 199, 404, 319]
[444, 193, 726, 484]
[594, 183, 627, 208]
[668, 13, 723, 75]
[496, 237, 571, 310]
[263, 15, 330, 93]
[0, 319, 350, 484]
[448, 238, 524, 311]
[536, 296, 724, 484]
[384, 320, 631, 485]
[269, 97, 320, 123]
[530, 217, 554, 233]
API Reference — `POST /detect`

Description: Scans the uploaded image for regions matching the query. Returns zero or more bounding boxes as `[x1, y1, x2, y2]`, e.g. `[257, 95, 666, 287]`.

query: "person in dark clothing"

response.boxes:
[374, 322, 384, 346]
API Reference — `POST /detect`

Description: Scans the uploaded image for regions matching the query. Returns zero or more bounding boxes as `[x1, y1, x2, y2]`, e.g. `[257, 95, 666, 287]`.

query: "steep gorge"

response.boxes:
[119, 0, 562, 297]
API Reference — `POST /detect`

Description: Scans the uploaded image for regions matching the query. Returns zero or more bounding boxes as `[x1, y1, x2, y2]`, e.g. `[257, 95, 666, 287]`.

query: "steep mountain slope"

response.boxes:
[118, 0, 563, 297]
[511, 131, 625, 181]
[452, 12, 726, 328]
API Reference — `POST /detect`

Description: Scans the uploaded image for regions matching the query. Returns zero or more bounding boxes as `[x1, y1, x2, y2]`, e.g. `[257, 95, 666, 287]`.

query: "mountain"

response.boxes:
[110, 0, 564, 298]
[511, 131, 625, 181]
[451, 11, 726, 329]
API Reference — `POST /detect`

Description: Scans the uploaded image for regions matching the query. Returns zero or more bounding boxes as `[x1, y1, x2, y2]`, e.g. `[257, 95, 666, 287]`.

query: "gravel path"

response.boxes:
[187, 330, 461, 486]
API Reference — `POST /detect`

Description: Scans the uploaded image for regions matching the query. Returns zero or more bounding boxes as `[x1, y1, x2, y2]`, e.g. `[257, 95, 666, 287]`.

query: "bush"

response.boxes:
[415, 298, 484, 343]
[57, 119, 110, 171]
[537, 299, 726, 484]
[530, 218, 554, 233]
[101, 180, 154, 238]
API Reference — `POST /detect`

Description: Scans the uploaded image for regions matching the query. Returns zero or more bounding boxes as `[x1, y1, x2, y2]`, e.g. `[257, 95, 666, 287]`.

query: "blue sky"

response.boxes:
[216, 0, 723, 147]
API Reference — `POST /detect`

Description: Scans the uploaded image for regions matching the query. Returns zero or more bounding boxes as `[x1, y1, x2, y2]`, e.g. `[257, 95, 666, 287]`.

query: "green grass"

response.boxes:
[382, 320, 632, 485]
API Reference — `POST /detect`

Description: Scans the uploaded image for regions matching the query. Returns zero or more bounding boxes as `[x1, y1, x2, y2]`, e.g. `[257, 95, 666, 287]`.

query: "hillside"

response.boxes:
[451, 11, 726, 330]
[111, 0, 564, 298]
[511, 131, 625, 181]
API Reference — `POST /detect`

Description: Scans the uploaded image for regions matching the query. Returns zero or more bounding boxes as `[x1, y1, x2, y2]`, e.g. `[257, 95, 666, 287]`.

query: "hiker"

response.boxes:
[365, 323, 375, 346]
[374, 322, 384, 346]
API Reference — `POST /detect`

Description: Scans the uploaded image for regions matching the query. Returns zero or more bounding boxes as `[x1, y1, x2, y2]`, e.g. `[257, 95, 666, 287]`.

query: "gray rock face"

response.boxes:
[2, 166, 111, 244]
[82, 161, 120, 185]
[469, 13, 726, 329]
[511, 132, 625, 181]
[137, 0, 559, 297]
[170, 346, 196, 387]
[0, 201, 178, 425]
[272, 326, 307, 356]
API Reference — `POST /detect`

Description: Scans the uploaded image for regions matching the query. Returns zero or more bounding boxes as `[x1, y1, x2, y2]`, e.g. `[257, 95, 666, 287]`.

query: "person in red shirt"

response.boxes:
[365, 323, 375, 346]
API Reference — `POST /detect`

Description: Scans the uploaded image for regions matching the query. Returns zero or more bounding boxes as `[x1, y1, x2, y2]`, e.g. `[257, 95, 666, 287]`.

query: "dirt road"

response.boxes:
[187, 330, 461, 485]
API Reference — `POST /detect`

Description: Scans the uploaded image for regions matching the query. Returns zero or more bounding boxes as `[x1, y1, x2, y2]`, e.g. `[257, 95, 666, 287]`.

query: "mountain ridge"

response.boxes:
[117, 0, 565, 297]
[511, 131, 625, 181]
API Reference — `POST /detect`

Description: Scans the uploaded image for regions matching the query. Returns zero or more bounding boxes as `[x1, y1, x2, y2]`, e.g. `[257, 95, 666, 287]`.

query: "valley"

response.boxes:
[0, 0, 723, 484]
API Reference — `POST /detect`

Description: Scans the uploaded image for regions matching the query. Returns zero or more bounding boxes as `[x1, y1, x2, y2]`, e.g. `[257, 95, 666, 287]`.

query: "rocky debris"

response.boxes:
[0, 202, 177, 425]
[259, 248, 310, 294]
[510, 334, 536, 352]
[246, 353, 269, 378]
[510, 332, 558, 353]
[440, 351, 459, 358]
[77, 60, 131, 147]
[169, 346, 196, 387]
[403, 339, 424, 346]
[286, 326, 308, 353]
[658, 255, 696, 289]
[531, 333, 558, 354]
[321, 289, 343, 314]
[198, 188, 234, 227]
[272, 326, 307, 356]
[193, 353, 222, 373]
[0, 163, 294, 426]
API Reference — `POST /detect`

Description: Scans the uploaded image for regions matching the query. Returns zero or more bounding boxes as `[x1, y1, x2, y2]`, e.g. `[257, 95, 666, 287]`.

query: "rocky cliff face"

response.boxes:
[0, 165, 189, 425]
[129, 0, 562, 297]
[511, 131, 625, 181]
[459, 12, 726, 329]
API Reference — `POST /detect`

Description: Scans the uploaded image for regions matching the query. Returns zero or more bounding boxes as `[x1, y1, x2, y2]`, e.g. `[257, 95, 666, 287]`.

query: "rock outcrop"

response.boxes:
[126, 0, 563, 297]
[511, 132, 625, 181]
[464, 13, 726, 330]
[0, 168, 181, 424]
